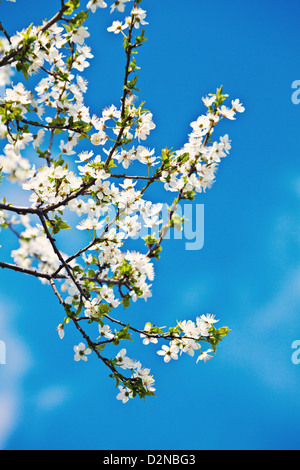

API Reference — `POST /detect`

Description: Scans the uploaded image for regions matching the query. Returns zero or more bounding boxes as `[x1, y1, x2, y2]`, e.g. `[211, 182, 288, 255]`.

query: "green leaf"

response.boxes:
[98, 304, 111, 315]
[216, 326, 230, 338]
[122, 294, 130, 309]
[65, 0, 80, 15]
[117, 323, 132, 341]
[49, 215, 71, 235]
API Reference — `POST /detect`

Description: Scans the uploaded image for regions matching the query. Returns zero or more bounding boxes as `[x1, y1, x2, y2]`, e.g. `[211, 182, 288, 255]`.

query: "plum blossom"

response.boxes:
[0, 0, 238, 403]
[74, 343, 92, 361]
[87, 0, 107, 13]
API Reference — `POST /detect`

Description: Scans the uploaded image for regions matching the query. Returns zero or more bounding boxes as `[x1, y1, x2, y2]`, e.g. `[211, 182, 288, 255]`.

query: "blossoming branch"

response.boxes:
[0, 0, 244, 403]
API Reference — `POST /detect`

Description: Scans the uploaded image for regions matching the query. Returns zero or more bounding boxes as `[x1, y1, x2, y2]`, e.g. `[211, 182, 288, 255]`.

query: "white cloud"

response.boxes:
[35, 385, 68, 411]
[0, 299, 32, 449]
[232, 268, 300, 393]
[0, 392, 19, 449]
[0, 296, 70, 448]
[250, 268, 300, 331]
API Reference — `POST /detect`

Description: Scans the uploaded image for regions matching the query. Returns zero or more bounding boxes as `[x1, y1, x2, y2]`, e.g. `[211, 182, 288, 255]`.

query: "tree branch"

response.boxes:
[0, 2, 68, 67]
[38, 212, 89, 300]
[0, 21, 11, 44]
[0, 260, 65, 280]
[0, 203, 40, 215]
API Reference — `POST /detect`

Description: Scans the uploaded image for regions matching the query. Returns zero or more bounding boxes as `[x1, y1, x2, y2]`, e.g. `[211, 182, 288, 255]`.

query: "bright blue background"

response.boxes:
[0, 0, 300, 450]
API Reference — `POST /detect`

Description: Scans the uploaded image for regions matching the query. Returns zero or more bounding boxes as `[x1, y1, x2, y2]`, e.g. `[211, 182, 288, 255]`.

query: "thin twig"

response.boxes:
[0, 21, 11, 44]
[38, 212, 88, 300]
[0, 260, 65, 280]
[0, 3, 68, 67]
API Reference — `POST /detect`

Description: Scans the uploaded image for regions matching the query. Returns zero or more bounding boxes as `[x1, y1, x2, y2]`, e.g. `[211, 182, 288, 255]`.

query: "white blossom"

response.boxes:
[0, 0, 240, 403]
[74, 342, 92, 361]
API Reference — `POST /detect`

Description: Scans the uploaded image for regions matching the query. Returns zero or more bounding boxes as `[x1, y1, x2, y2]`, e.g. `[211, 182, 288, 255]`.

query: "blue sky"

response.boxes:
[0, 0, 300, 450]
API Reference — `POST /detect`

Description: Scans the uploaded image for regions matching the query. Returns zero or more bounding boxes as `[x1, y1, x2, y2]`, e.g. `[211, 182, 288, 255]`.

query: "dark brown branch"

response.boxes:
[83, 277, 129, 286]
[120, 1, 138, 118]
[110, 172, 160, 181]
[19, 118, 88, 136]
[146, 121, 216, 258]
[102, 312, 205, 344]
[0, 260, 65, 280]
[38, 212, 89, 300]
[49, 277, 66, 305]
[0, 3, 69, 67]
[0, 21, 11, 44]
[71, 316, 122, 377]
[103, 126, 126, 172]
[103, 1, 138, 172]
[0, 203, 40, 215]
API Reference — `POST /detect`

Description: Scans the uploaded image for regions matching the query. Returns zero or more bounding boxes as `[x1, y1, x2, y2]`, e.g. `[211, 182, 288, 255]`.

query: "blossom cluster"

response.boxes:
[0, 0, 243, 402]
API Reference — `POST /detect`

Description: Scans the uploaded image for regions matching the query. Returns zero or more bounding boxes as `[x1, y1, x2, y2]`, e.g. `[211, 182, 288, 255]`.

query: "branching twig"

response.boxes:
[0, 21, 11, 44]
[0, 260, 65, 280]
[0, 3, 68, 67]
